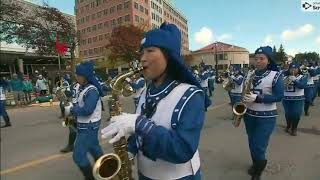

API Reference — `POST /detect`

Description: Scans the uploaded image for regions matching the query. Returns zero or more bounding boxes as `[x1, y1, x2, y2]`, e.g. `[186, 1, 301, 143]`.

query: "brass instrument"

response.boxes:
[55, 86, 74, 127]
[300, 65, 309, 74]
[232, 70, 255, 127]
[284, 70, 295, 89]
[223, 72, 235, 91]
[93, 66, 143, 180]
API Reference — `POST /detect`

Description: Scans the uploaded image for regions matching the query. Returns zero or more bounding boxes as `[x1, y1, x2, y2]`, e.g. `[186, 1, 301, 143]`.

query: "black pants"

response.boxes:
[40, 90, 47, 95]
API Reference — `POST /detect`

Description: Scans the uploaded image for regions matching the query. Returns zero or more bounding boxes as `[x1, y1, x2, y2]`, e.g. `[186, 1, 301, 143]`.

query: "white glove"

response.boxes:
[243, 93, 258, 103]
[64, 104, 73, 116]
[101, 113, 139, 144]
[125, 77, 132, 83]
[230, 75, 236, 79]
[289, 76, 297, 81]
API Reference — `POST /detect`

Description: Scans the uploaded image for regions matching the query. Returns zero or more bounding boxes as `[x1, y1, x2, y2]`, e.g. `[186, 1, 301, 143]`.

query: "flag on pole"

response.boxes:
[55, 33, 68, 55]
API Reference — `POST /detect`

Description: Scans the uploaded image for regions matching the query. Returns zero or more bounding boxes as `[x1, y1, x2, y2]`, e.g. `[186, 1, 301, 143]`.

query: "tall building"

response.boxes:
[75, 0, 189, 66]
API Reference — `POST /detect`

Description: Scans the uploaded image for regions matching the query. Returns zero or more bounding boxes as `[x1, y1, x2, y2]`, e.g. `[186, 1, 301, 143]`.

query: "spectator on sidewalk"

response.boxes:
[36, 75, 48, 96]
[22, 75, 33, 104]
[0, 76, 12, 128]
[9, 73, 24, 106]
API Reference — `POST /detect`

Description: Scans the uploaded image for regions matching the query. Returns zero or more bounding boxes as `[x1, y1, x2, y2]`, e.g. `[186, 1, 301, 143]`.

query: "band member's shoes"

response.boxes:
[248, 164, 255, 175]
[250, 160, 267, 180]
[285, 127, 290, 133]
[60, 146, 73, 153]
[290, 129, 297, 136]
[304, 112, 309, 116]
[0, 123, 12, 128]
[79, 165, 95, 180]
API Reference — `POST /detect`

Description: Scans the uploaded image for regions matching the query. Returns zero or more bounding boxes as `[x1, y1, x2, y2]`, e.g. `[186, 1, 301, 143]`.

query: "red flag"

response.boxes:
[55, 34, 68, 55]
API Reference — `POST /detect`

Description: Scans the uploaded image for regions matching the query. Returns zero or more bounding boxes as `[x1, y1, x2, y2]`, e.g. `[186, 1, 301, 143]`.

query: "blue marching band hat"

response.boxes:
[140, 22, 211, 108]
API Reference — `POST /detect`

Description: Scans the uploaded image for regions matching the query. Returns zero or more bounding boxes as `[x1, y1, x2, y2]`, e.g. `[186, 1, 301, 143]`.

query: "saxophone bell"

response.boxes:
[232, 102, 247, 127]
[92, 153, 121, 180]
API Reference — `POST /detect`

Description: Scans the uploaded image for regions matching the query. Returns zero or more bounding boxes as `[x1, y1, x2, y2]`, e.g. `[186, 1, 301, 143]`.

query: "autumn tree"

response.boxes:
[106, 23, 149, 68]
[1, 1, 79, 75]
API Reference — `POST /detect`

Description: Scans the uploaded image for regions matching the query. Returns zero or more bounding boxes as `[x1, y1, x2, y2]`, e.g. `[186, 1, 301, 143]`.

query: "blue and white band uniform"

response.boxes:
[284, 75, 305, 100]
[76, 85, 101, 123]
[0, 86, 5, 101]
[133, 77, 145, 98]
[230, 74, 244, 95]
[72, 83, 81, 104]
[246, 70, 281, 117]
[132, 81, 203, 180]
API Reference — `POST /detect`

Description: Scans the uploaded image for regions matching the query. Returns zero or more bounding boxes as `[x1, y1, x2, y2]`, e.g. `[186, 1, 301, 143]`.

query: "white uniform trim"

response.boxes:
[76, 85, 101, 123]
[0, 87, 6, 101]
[136, 83, 201, 179]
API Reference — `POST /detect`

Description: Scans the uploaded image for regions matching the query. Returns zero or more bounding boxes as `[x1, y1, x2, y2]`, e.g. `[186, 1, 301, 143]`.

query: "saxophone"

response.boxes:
[55, 86, 74, 127]
[284, 70, 295, 89]
[232, 70, 255, 127]
[223, 71, 235, 91]
[93, 66, 143, 180]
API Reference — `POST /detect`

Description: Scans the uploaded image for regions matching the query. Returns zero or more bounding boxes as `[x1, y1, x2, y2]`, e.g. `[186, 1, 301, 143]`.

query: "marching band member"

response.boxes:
[199, 65, 209, 96]
[282, 63, 307, 136]
[207, 66, 215, 97]
[243, 46, 284, 180]
[301, 60, 317, 116]
[64, 61, 104, 180]
[310, 61, 319, 104]
[0, 77, 11, 128]
[101, 23, 211, 180]
[58, 74, 71, 119]
[60, 81, 80, 153]
[229, 65, 244, 107]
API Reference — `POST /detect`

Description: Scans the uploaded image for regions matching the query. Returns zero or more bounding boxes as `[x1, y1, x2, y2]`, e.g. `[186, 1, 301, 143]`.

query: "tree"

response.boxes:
[106, 24, 145, 68]
[272, 45, 277, 56]
[276, 44, 287, 65]
[294, 52, 320, 63]
[1, 1, 79, 76]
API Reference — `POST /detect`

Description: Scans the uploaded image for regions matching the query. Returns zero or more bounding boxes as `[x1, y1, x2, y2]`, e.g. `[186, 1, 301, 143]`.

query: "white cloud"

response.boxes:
[264, 35, 273, 45]
[217, 34, 233, 41]
[316, 36, 320, 45]
[281, 24, 314, 41]
[194, 27, 214, 46]
[286, 49, 299, 56]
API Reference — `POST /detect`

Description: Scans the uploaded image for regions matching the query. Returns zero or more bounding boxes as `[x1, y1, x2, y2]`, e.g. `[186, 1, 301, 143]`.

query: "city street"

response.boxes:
[1, 84, 320, 180]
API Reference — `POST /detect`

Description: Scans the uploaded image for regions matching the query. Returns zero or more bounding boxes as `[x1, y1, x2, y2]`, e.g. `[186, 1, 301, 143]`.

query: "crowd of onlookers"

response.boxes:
[0, 67, 70, 106]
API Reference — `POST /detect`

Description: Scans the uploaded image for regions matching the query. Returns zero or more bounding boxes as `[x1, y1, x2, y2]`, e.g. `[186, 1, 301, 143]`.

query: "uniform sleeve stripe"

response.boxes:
[177, 89, 203, 121]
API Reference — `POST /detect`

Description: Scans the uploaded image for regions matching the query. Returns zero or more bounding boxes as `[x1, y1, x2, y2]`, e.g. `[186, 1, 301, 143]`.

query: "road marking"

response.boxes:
[0, 154, 65, 175]
[207, 102, 228, 111]
[1, 103, 228, 175]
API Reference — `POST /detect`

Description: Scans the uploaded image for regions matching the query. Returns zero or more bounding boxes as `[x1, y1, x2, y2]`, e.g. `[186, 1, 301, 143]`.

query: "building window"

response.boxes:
[91, 13, 96, 20]
[81, 29, 86, 34]
[111, 6, 116, 13]
[98, 23, 102, 29]
[93, 36, 97, 42]
[85, 4, 89, 10]
[88, 38, 92, 44]
[111, 19, 116, 26]
[89, 49, 93, 55]
[145, 8, 148, 15]
[117, 17, 123, 25]
[103, 9, 108, 15]
[124, 14, 130, 22]
[139, 5, 144, 12]
[96, 0, 102, 6]
[104, 21, 109, 28]
[87, 27, 91, 32]
[90, 2, 95, 8]
[94, 48, 98, 54]
[99, 35, 103, 41]
[135, 15, 139, 22]
[97, 11, 102, 18]
[100, 47, 104, 53]
[124, 1, 129, 9]
[117, 4, 123, 11]
[92, 25, 97, 31]
[140, 17, 144, 22]
[84, 50, 88, 56]
[134, 2, 138, 9]
[145, 0, 148, 3]
[85, 15, 90, 22]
